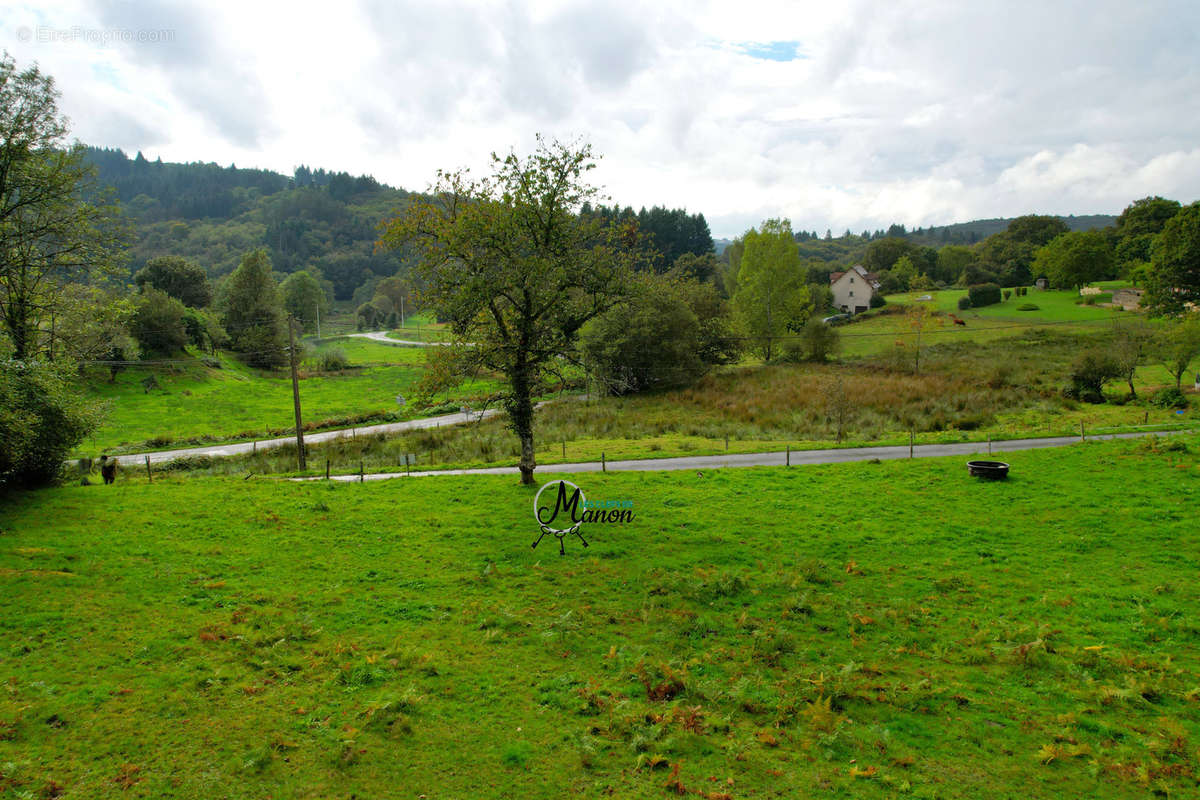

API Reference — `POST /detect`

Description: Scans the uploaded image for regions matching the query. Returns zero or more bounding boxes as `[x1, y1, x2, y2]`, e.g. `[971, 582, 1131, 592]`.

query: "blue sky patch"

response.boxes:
[735, 40, 805, 62]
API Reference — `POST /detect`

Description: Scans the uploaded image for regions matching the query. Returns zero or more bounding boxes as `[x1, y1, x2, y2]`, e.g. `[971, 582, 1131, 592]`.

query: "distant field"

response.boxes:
[839, 288, 1140, 357]
[78, 342, 497, 454]
[2, 436, 1198, 798]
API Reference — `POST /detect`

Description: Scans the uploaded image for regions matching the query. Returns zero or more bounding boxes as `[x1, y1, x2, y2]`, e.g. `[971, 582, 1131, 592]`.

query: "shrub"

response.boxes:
[1064, 350, 1121, 403]
[1017, 303, 1040, 311]
[869, 293, 886, 309]
[957, 296, 971, 311]
[968, 283, 1002, 308]
[0, 361, 100, 489]
[131, 287, 189, 355]
[1003, 289, 1013, 301]
[801, 317, 841, 362]
[318, 348, 351, 372]
[1151, 386, 1189, 409]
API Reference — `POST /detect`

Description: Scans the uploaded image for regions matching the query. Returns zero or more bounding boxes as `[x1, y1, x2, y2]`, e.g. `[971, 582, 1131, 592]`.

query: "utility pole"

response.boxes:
[288, 315, 307, 470]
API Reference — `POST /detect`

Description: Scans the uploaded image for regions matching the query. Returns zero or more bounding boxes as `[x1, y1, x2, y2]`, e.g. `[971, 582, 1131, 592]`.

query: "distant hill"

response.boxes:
[84, 146, 415, 302]
[906, 214, 1116, 246]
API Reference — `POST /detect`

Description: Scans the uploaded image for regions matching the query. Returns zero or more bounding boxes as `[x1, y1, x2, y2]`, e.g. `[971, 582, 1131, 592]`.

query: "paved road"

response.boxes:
[111, 408, 498, 466]
[294, 430, 1180, 482]
[347, 331, 453, 347]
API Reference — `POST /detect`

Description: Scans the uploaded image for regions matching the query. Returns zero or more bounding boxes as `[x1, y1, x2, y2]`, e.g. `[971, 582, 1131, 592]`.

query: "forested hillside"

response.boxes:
[84, 146, 414, 301]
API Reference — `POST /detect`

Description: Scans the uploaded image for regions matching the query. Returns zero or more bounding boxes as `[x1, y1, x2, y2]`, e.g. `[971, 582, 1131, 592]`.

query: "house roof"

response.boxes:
[830, 264, 881, 289]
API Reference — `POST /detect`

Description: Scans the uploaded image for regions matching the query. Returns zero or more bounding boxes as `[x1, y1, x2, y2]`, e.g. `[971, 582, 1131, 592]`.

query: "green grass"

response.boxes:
[2, 436, 1198, 797]
[78, 345, 497, 454]
[840, 289, 1138, 357]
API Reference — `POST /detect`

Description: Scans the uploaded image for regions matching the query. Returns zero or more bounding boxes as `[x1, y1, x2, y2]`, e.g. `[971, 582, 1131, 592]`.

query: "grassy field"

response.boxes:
[77, 341, 497, 454]
[188, 329, 1190, 479]
[838, 288, 1140, 357]
[2, 436, 1198, 798]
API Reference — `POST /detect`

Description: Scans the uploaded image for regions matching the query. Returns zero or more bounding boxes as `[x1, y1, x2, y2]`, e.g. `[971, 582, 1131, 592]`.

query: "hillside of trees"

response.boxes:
[84, 147, 720, 305]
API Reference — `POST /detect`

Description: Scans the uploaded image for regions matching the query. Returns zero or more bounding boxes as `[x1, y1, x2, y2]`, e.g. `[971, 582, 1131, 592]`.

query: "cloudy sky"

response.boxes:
[4, 0, 1199, 237]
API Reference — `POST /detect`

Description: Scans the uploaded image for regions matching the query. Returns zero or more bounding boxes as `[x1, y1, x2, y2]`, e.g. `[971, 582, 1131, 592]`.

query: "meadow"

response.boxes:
[77, 339, 497, 455]
[837, 288, 1137, 358]
[173, 329, 1192, 480]
[1, 436, 1198, 798]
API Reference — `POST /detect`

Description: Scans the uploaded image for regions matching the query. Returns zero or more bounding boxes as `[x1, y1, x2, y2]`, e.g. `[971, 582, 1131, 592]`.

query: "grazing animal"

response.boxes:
[949, 314, 967, 327]
[99, 455, 117, 485]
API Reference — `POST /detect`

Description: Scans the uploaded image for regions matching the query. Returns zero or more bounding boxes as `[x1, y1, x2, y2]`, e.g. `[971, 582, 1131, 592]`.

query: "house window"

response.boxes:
[849, 290, 854, 297]
[850, 277, 855, 283]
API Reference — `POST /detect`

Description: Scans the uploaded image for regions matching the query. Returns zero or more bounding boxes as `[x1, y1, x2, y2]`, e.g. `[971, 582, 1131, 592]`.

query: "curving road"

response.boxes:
[111, 408, 498, 466]
[347, 331, 454, 347]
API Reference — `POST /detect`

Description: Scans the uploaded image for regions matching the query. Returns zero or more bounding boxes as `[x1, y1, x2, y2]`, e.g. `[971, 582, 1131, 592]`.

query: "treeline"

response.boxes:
[718, 198, 1194, 310]
[786, 214, 1116, 256]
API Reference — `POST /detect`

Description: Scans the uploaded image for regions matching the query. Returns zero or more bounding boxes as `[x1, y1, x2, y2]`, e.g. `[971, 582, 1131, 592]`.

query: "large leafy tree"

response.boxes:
[978, 215, 1070, 287]
[220, 249, 287, 369]
[1032, 230, 1115, 289]
[380, 137, 639, 484]
[1145, 202, 1200, 316]
[581, 272, 738, 395]
[0, 53, 126, 359]
[280, 270, 329, 332]
[130, 287, 189, 356]
[734, 219, 812, 361]
[134, 255, 213, 308]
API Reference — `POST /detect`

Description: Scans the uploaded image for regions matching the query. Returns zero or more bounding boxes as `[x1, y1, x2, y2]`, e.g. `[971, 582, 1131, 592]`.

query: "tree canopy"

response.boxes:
[220, 249, 287, 369]
[134, 255, 213, 308]
[734, 219, 812, 361]
[1145, 202, 1200, 316]
[0, 54, 126, 359]
[380, 137, 639, 484]
[1032, 230, 1115, 289]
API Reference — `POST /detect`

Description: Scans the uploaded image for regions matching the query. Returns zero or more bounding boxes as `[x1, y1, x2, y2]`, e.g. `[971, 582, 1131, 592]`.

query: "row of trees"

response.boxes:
[752, 198, 1200, 318]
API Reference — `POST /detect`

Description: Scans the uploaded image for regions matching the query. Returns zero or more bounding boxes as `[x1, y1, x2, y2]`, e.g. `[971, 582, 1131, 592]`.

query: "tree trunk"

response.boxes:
[510, 366, 537, 485]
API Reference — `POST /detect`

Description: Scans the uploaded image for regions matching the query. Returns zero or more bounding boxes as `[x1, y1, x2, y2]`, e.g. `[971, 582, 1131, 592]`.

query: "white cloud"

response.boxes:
[3, 0, 1199, 236]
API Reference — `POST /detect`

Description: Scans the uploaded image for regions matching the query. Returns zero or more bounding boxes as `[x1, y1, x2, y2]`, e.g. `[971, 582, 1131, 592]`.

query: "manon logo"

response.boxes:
[532, 479, 634, 555]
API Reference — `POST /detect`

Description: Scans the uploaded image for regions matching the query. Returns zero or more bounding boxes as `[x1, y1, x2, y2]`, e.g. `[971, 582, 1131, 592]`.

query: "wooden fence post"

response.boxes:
[359, 460, 364, 482]
[909, 431, 914, 458]
[602, 452, 606, 472]
[325, 459, 330, 480]
[786, 445, 790, 467]
[145, 455, 152, 483]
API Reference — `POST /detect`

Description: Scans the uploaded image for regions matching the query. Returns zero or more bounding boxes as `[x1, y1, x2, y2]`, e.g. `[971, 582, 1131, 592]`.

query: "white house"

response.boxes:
[830, 265, 881, 314]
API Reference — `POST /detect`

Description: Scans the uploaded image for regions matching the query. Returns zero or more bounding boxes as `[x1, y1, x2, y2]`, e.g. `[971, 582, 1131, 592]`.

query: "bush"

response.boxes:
[1064, 350, 1121, 403]
[1017, 303, 1040, 311]
[582, 276, 710, 394]
[869, 293, 886, 309]
[1151, 386, 1189, 409]
[782, 318, 841, 363]
[968, 283, 1002, 308]
[0, 361, 100, 489]
[318, 348, 351, 372]
[131, 288, 189, 355]
[1003, 290, 1013, 301]
[957, 296, 972, 311]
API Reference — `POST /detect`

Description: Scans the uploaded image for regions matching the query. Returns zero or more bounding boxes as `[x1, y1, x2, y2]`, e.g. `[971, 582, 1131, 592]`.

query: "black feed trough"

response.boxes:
[967, 460, 1009, 480]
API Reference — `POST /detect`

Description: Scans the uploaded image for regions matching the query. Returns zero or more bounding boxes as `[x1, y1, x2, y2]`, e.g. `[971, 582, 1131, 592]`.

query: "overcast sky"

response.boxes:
[5, 0, 1199, 237]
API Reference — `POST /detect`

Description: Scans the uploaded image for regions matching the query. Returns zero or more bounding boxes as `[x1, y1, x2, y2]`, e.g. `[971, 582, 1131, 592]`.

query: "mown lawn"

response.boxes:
[1, 436, 1197, 798]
